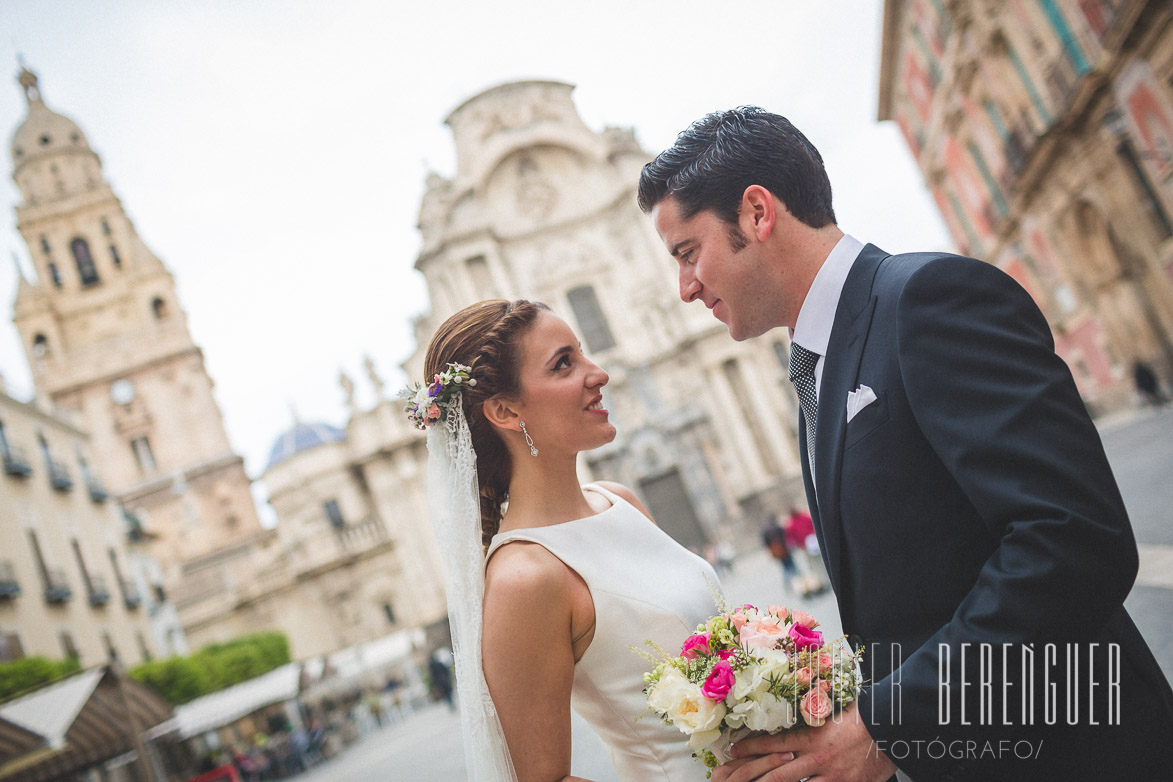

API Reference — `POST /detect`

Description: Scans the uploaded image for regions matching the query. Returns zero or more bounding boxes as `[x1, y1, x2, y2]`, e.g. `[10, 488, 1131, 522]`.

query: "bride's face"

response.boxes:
[511, 311, 616, 456]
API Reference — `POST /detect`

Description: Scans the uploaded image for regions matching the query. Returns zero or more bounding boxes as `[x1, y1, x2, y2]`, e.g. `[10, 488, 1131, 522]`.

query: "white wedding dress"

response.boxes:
[486, 483, 722, 781]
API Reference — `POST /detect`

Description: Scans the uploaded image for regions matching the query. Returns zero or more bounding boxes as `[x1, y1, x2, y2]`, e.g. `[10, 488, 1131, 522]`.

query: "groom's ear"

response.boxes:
[482, 395, 522, 432]
[741, 185, 777, 241]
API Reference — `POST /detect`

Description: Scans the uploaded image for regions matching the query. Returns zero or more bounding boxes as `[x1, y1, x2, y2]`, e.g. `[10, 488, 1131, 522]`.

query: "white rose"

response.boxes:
[647, 667, 692, 714]
[649, 667, 727, 736]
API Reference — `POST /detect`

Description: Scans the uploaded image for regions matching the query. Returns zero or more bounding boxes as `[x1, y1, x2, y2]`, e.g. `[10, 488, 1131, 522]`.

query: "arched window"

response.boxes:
[46, 263, 61, 287]
[151, 297, 168, 320]
[567, 285, 616, 353]
[71, 238, 99, 286]
[32, 334, 49, 358]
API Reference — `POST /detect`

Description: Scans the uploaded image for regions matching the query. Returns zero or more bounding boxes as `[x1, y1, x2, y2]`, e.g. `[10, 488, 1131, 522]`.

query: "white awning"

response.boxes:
[171, 663, 302, 739]
[0, 669, 103, 750]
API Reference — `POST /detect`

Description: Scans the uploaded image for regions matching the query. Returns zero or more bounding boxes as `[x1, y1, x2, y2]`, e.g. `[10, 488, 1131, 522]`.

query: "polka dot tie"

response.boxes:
[788, 342, 820, 471]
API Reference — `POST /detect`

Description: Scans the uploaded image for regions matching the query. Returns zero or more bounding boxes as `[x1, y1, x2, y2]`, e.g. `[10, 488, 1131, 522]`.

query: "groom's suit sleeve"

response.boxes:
[855, 256, 1138, 776]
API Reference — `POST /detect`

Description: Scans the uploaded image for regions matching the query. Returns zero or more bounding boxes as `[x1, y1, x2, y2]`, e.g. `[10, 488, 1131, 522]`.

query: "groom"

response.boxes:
[638, 107, 1173, 781]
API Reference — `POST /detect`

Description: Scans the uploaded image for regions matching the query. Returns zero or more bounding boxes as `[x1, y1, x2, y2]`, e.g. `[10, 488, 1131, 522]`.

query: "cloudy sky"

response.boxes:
[0, 0, 951, 508]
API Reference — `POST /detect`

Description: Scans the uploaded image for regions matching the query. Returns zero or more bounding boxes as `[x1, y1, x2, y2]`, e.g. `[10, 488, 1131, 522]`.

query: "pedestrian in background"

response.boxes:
[1134, 359, 1169, 407]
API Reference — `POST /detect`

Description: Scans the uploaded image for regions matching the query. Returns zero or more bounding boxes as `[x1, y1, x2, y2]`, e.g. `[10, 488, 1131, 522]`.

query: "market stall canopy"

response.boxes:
[0, 717, 47, 769]
[166, 662, 302, 740]
[0, 666, 173, 782]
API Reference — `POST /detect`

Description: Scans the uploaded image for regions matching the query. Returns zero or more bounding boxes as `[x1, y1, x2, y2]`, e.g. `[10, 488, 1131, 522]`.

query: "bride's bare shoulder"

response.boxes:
[484, 540, 572, 602]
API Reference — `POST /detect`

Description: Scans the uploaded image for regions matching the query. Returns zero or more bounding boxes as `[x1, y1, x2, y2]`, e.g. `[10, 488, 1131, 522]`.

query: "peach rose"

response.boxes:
[790, 610, 819, 629]
[800, 687, 834, 727]
[740, 618, 788, 650]
[767, 605, 790, 620]
[794, 667, 813, 688]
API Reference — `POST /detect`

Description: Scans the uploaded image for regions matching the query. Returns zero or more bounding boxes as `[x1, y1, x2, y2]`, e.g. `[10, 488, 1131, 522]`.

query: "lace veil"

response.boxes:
[427, 402, 518, 782]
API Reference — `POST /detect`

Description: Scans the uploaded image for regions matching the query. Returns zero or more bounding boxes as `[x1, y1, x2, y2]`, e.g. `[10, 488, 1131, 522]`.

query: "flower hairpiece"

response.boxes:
[401, 362, 476, 430]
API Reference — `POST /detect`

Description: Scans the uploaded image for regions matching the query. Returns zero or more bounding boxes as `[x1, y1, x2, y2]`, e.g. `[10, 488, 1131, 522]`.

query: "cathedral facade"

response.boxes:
[405, 80, 808, 546]
[879, 0, 1173, 412]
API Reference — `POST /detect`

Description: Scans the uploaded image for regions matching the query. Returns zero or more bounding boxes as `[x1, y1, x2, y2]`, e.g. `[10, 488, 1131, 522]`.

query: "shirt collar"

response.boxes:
[790, 234, 865, 356]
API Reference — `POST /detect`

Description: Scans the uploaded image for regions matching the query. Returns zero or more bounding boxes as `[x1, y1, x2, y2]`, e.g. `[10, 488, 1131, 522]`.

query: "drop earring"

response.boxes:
[520, 422, 538, 457]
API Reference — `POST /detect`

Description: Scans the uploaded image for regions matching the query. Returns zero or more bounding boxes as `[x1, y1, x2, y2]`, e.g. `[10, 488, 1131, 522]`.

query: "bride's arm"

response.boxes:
[483, 542, 595, 782]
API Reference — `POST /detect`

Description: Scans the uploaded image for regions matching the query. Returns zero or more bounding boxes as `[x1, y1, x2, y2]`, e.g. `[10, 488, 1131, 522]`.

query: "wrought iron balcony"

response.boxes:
[87, 476, 109, 502]
[43, 567, 72, 604]
[2, 445, 32, 478]
[87, 574, 111, 607]
[123, 581, 143, 609]
[47, 459, 73, 491]
[0, 560, 20, 599]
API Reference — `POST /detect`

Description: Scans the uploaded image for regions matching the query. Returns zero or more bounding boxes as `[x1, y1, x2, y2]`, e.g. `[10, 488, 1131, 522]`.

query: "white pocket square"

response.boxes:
[846, 384, 878, 422]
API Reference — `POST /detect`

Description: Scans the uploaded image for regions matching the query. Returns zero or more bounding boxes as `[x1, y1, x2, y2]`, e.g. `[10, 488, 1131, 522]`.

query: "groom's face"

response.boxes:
[653, 197, 776, 341]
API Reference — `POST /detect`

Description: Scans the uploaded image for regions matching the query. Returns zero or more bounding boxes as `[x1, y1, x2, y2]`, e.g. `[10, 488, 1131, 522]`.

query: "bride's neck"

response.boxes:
[500, 454, 595, 531]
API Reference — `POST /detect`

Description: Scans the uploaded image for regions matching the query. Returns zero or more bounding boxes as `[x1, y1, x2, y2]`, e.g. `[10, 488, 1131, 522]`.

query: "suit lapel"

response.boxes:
[812, 245, 887, 593]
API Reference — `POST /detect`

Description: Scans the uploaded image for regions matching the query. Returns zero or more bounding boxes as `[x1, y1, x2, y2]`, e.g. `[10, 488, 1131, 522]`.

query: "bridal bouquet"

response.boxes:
[639, 603, 862, 775]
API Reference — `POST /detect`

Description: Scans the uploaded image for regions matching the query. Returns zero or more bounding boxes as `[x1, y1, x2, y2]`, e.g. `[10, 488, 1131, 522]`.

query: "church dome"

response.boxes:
[10, 68, 93, 170]
[266, 421, 346, 470]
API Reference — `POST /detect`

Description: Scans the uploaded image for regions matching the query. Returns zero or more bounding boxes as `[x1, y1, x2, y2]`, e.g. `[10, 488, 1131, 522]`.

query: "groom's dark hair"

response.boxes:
[637, 106, 836, 229]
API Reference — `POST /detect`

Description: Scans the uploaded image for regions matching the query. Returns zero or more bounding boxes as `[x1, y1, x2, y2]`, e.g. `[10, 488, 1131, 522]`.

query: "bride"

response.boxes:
[411, 299, 723, 781]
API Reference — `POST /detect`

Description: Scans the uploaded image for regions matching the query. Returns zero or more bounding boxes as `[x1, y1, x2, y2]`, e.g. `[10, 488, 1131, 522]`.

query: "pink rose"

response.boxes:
[717, 649, 736, 661]
[794, 666, 813, 688]
[730, 612, 750, 631]
[788, 623, 824, 651]
[702, 661, 735, 700]
[767, 605, 790, 620]
[681, 633, 711, 660]
[800, 687, 834, 727]
[790, 610, 819, 629]
[814, 652, 834, 675]
[426, 403, 442, 422]
[740, 619, 788, 650]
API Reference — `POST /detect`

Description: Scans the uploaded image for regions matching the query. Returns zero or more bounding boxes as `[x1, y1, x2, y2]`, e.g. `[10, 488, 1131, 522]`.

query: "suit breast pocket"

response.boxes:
[844, 390, 889, 450]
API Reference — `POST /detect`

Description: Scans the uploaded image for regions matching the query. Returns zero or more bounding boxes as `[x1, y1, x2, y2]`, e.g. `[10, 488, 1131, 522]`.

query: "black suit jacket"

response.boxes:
[798, 245, 1173, 780]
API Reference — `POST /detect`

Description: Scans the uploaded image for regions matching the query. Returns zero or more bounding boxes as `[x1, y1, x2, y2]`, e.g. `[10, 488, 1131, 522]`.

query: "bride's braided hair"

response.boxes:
[424, 299, 549, 549]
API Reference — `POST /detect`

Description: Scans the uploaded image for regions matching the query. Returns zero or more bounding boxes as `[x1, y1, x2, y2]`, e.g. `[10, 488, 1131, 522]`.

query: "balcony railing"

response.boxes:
[2, 445, 32, 478]
[0, 560, 20, 599]
[47, 459, 73, 492]
[123, 581, 143, 609]
[87, 476, 109, 502]
[336, 515, 390, 552]
[87, 574, 111, 607]
[44, 568, 72, 604]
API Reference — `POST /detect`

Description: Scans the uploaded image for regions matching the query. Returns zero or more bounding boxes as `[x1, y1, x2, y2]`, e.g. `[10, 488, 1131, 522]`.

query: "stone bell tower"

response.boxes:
[8, 67, 266, 592]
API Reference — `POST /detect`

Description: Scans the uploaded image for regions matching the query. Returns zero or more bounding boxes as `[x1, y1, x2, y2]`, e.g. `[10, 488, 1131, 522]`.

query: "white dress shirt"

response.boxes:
[790, 234, 866, 400]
